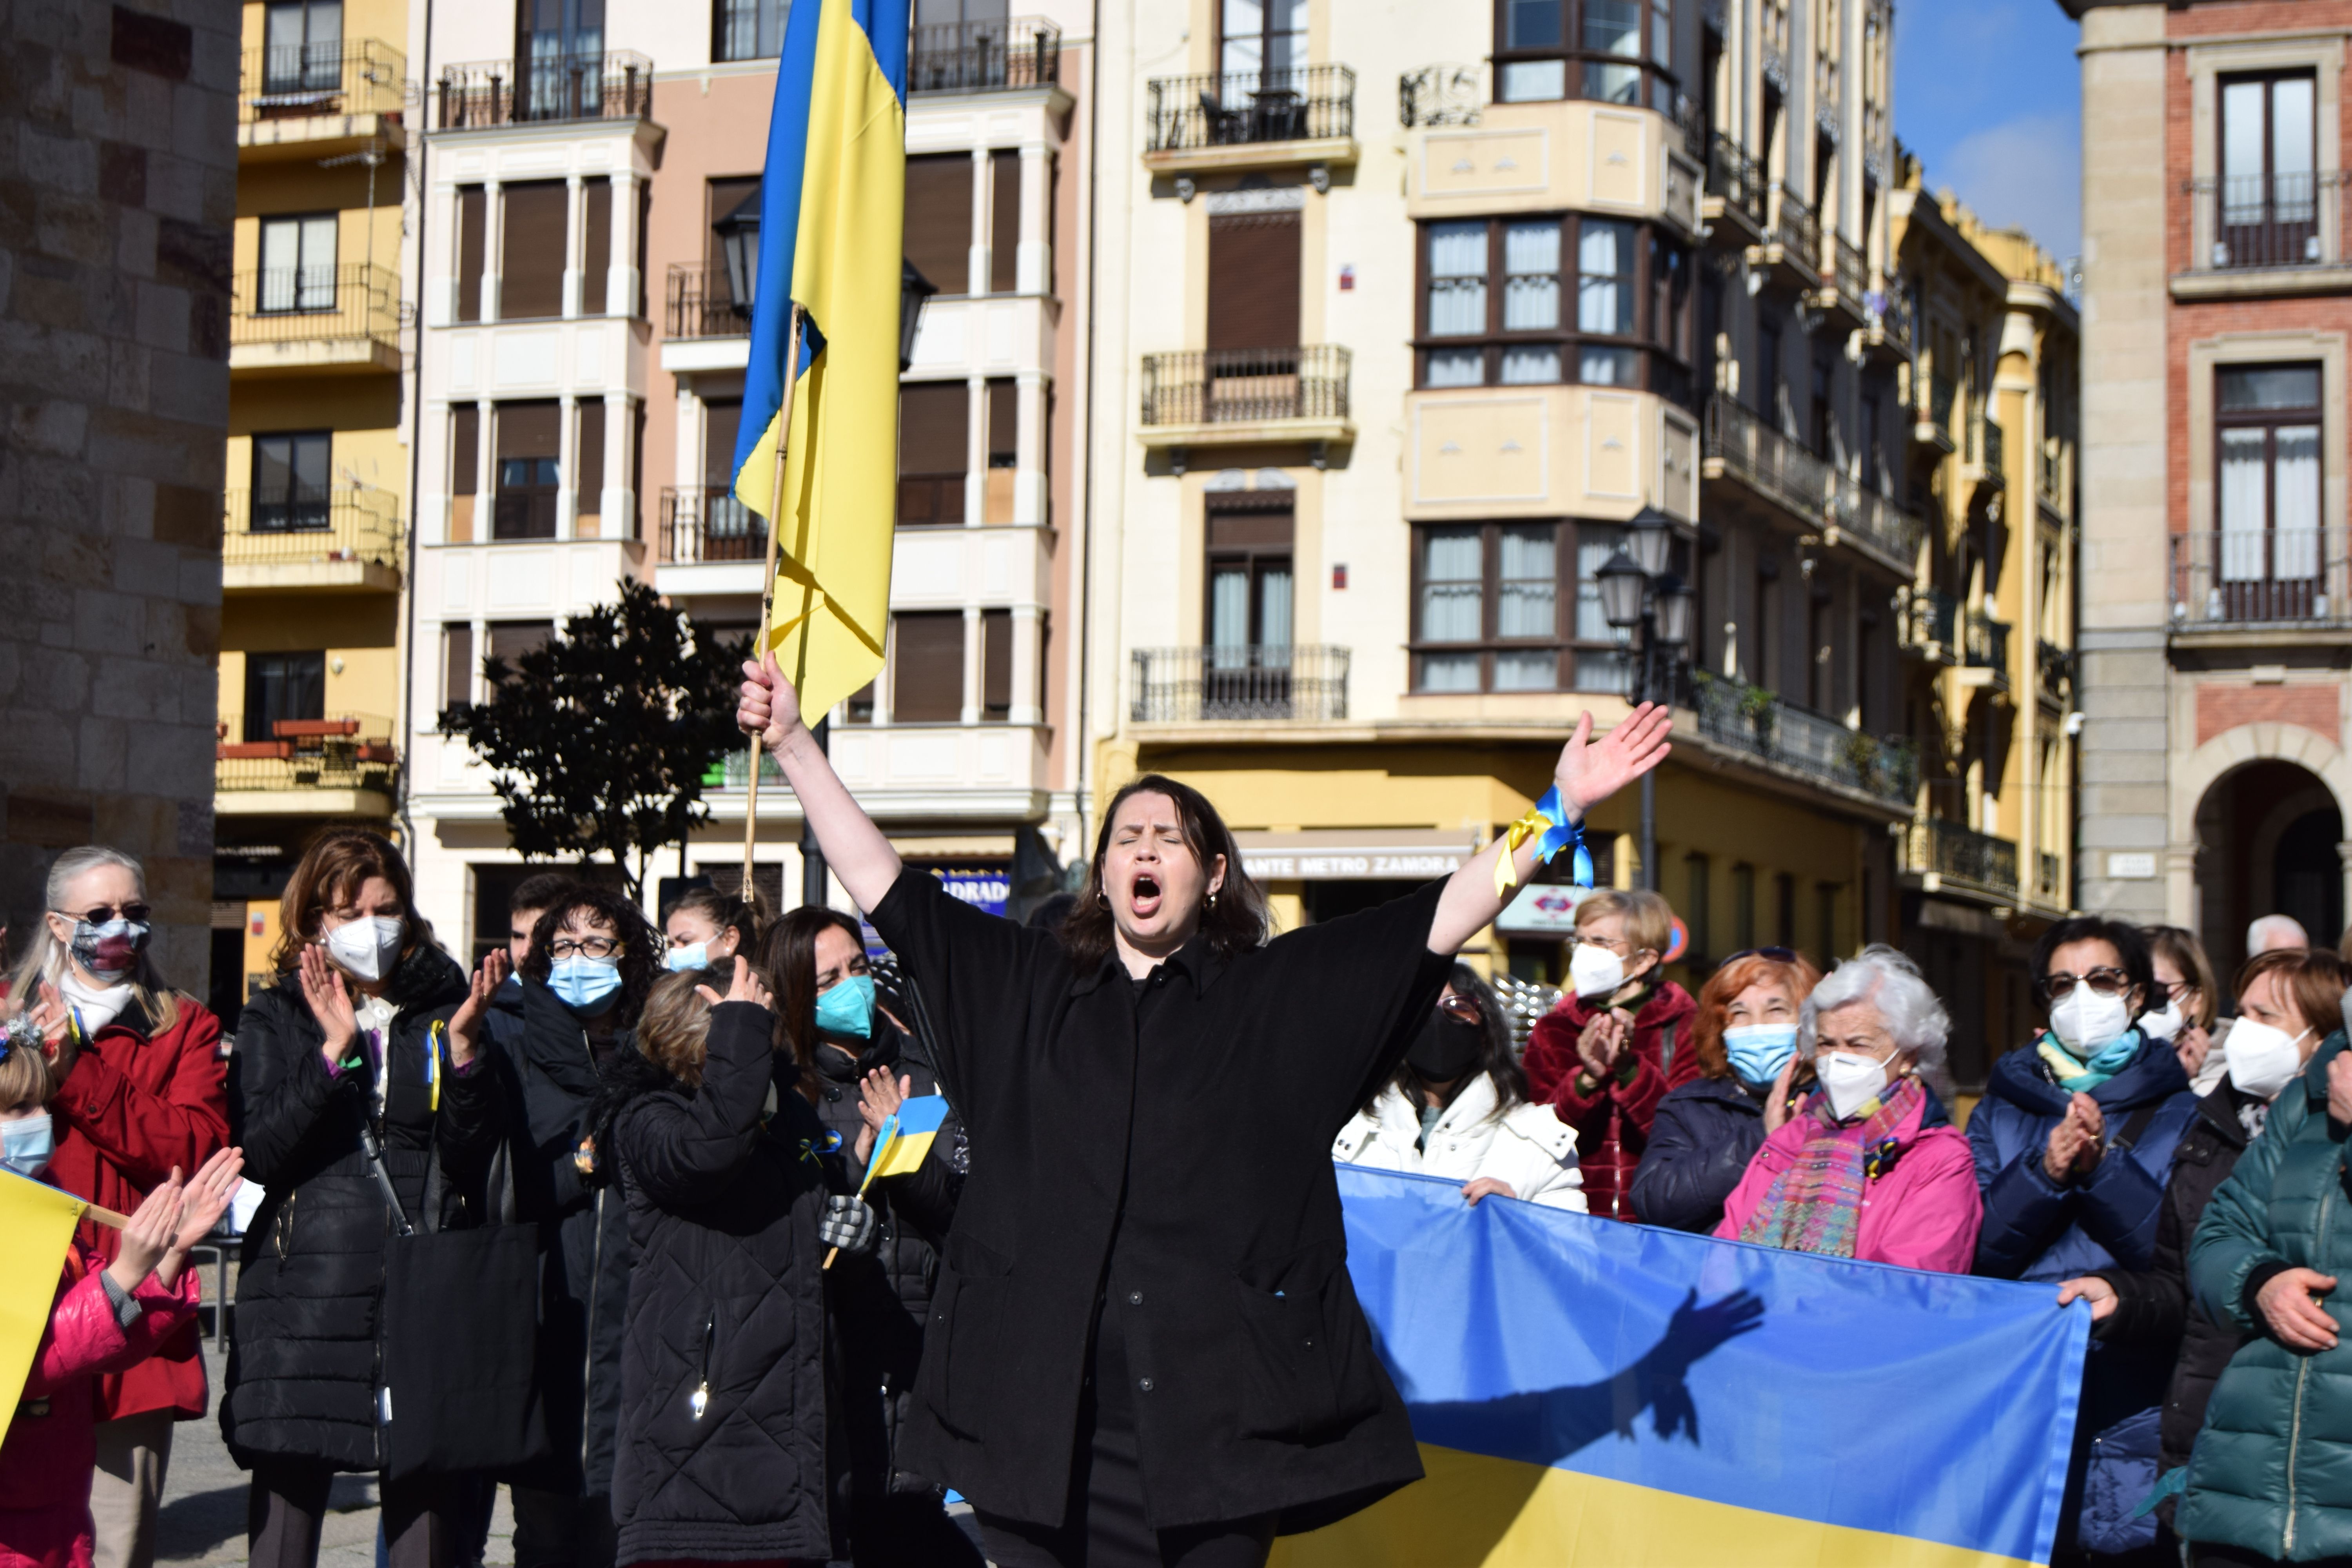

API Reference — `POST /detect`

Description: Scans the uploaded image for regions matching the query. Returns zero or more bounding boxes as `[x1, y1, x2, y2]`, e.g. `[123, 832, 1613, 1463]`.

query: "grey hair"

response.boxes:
[1799, 944, 1950, 1073]
[5, 846, 180, 1032]
[46, 846, 147, 909]
[2248, 914, 2310, 956]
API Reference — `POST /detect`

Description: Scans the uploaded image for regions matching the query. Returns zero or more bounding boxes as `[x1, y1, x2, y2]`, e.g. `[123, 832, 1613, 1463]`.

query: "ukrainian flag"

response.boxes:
[1274, 1168, 2088, 1568]
[0, 1169, 105, 1443]
[861, 1093, 947, 1185]
[731, 0, 908, 720]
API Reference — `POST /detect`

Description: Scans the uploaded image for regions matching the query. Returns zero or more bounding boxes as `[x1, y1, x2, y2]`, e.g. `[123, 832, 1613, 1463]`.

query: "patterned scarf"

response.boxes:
[1737, 1076, 1923, 1259]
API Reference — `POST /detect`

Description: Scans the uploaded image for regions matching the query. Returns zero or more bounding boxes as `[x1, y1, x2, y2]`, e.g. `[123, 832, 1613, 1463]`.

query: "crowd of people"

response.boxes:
[1, 671, 2350, 1568]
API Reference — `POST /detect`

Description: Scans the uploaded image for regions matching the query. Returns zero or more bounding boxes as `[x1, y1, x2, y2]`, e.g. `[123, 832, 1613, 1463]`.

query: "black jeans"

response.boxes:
[248, 1459, 450, 1568]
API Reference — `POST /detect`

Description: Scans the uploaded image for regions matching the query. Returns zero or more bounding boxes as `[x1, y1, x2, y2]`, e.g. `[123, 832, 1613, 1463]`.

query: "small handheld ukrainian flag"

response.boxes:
[0, 1168, 106, 1443]
[731, 0, 909, 720]
[859, 1093, 948, 1189]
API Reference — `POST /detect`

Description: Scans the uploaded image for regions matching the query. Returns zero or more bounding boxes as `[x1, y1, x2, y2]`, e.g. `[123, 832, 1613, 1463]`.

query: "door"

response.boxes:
[252, 431, 332, 532]
[517, 0, 606, 118]
[2216, 363, 2322, 620]
[258, 214, 337, 313]
[262, 0, 342, 94]
[1203, 503, 1294, 717]
[244, 652, 325, 743]
[2220, 73, 2316, 267]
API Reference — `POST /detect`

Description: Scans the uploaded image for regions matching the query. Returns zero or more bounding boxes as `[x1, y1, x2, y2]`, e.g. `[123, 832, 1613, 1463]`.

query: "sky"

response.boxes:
[1891, 0, 2084, 260]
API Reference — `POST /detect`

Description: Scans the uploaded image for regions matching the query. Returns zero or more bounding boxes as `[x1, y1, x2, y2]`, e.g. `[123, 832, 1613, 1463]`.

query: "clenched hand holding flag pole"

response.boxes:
[731, 0, 910, 895]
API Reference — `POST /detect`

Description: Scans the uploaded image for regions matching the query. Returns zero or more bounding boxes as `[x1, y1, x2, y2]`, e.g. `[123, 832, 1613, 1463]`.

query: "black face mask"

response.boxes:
[1405, 1013, 1485, 1083]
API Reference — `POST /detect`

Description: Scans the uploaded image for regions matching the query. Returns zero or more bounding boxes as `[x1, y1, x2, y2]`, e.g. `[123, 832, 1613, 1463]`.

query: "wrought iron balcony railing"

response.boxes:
[433, 51, 652, 129]
[2038, 851, 2065, 903]
[1826, 233, 1866, 305]
[2036, 639, 2073, 707]
[1691, 670, 1917, 808]
[1963, 609, 2011, 685]
[1771, 186, 1820, 269]
[665, 264, 747, 339]
[1899, 586, 1958, 659]
[1704, 394, 1924, 570]
[216, 712, 399, 793]
[1902, 817, 2020, 899]
[1867, 281, 1914, 353]
[659, 486, 762, 564]
[2183, 172, 2352, 272]
[2169, 527, 2352, 627]
[1140, 345, 1350, 426]
[1704, 132, 1766, 232]
[1145, 65, 1356, 153]
[1130, 645, 1350, 723]
[229, 263, 399, 352]
[241, 39, 405, 122]
[1982, 420, 2006, 486]
[908, 15, 1060, 94]
[222, 488, 403, 570]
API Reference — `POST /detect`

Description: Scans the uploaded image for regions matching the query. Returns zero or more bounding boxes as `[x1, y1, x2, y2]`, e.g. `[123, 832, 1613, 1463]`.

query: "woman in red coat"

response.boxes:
[8, 846, 229, 1568]
[1522, 888, 1697, 1220]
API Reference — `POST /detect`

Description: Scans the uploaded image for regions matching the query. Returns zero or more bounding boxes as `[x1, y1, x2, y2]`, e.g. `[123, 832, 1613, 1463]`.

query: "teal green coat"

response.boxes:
[2182, 1032, 2352, 1559]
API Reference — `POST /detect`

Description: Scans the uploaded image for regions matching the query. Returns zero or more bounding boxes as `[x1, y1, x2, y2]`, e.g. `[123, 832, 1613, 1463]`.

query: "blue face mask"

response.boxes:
[1723, 1024, 1799, 1087]
[814, 974, 875, 1041]
[664, 943, 708, 973]
[2, 1112, 54, 1179]
[549, 956, 624, 1016]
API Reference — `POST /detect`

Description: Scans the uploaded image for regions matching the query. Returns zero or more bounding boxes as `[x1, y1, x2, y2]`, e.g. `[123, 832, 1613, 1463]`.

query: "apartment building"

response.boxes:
[213, 0, 417, 1021]
[2067, 0, 2352, 980]
[403, 0, 1093, 950]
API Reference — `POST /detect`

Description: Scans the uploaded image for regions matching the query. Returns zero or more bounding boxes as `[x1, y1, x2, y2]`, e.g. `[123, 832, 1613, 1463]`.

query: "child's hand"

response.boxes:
[103, 1170, 186, 1296]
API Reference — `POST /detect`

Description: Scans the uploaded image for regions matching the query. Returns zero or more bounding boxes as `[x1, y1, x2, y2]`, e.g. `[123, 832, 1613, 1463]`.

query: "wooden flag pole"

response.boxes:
[82, 1201, 130, 1230]
[741, 305, 807, 916]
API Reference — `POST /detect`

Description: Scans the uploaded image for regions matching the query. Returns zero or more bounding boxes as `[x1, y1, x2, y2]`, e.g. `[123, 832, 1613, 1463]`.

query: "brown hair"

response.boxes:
[0, 1030, 56, 1110]
[271, 829, 434, 971]
[635, 969, 719, 1088]
[2144, 925, 2221, 1032]
[524, 885, 662, 1027]
[1062, 774, 1269, 973]
[753, 905, 859, 1106]
[664, 887, 759, 955]
[1693, 949, 1824, 1079]
[2234, 947, 2352, 1043]
[1573, 888, 1675, 958]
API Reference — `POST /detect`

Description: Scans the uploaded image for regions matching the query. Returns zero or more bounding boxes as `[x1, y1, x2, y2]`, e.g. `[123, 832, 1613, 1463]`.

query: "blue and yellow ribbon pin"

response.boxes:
[1494, 784, 1593, 897]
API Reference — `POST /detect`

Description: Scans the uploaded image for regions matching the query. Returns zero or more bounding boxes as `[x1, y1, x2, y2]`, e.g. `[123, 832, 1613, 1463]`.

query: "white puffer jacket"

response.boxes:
[1332, 1076, 1587, 1211]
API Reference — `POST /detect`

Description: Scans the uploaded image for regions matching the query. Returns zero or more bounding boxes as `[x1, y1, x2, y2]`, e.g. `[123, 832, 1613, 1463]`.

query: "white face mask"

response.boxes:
[2226, 1018, 2312, 1103]
[56, 970, 134, 1032]
[1570, 942, 1627, 1000]
[324, 915, 405, 984]
[2050, 987, 2134, 1056]
[1817, 1051, 1891, 1122]
[2136, 996, 2183, 1044]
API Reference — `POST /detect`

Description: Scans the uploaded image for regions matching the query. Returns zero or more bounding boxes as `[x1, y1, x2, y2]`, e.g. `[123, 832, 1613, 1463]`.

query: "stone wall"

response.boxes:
[0, 1, 236, 992]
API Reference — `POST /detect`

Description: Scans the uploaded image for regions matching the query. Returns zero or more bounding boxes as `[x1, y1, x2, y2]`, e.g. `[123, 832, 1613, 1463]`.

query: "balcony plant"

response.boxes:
[1737, 682, 1779, 746]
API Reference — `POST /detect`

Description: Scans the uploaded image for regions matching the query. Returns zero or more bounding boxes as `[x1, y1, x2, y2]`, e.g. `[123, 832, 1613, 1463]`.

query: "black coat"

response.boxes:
[867, 868, 1453, 1534]
[2088, 1080, 2261, 1485]
[607, 1001, 846, 1565]
[483, 976, 634, 1498]
[1628, 1074, 1770, 1234]
[221, 946, 487, 1472]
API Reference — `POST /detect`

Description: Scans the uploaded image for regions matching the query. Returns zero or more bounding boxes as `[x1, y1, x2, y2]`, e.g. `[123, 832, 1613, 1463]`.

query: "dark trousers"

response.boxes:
[248, 1459, 449, 1568]
[511, 1486, 617, 1568]
[836, 1494, 985, 1568]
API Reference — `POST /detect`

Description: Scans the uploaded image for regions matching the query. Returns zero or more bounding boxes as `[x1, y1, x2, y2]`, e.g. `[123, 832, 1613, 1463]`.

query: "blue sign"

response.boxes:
[932, 866, 1011, 916]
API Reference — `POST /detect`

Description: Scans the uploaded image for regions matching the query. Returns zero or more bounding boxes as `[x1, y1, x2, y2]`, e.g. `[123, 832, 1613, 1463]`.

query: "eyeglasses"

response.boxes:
[2038, 967, 2131, 1003]
[548, 936, 625, 961]
[1573, 934, 1635, 955]
[1436, 995, 1485, 1026]
[54, 904, 152, 926]
[1719, 946, 1799, 967]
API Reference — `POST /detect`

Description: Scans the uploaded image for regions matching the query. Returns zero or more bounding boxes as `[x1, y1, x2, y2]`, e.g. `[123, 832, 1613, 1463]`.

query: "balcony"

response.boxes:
[2168, 527, 2352, 635]
[2037, 851, 2065, 906]
[1701, 132, 1766, 247]
[1691, 670, 1918, 812]
[1960, 609, 2011, 691]
[1864, 282, 1913, 361]
[1898, 586, 1959, 664]
[1137, 345, 1353, 459]
[1749, 186, 1821, 292]
[1818, 233, 1868, 326]
[2176, 172, 2352, 298]
[1977, 419, 2006, 494]
[907, 16, 1060, 95]
[432, 51, 653, 131]
[2037, 439, 2068, 512]
[229, 263, 400, 375]
[2036, 639, 2073, 708]
[1143, 65, 1357, 175]
[1701, 394, 1924, 575]
[1914, 373, 1956, 454]
[1900, 817, 2020, 904]
[222, 488, 403, 592]
[657, 486, 762, 563]
[1130, 645, 1350, 724]
[666, 264, 746, 340]
[216, 714, 399, 814]
[239, 40, 407, 156]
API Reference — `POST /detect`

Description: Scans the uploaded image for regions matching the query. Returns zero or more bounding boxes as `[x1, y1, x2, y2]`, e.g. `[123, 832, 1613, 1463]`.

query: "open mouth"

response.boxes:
[1129, 873, 1163, 920]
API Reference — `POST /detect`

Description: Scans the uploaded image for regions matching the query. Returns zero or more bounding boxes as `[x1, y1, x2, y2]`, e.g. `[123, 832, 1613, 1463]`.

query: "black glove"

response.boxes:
[819, 1194, 878, 1256]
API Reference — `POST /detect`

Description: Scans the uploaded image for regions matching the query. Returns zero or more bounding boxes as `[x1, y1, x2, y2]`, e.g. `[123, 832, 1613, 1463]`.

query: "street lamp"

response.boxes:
[715, 200, 759, 318]
[899, 259, 939, 372]
[1599, 516, 1693, 893]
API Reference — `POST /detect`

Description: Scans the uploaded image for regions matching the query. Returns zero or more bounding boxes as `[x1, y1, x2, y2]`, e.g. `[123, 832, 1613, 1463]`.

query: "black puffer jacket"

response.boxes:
[484, 976, 634, 1498]
[221, 945, 486, 1471]
[2086, 1080, 2262, 1497]
[607, 1001, 846, 1564]
[1628, 1074, 1771, 1234]
[810, 1017, 964, 1499]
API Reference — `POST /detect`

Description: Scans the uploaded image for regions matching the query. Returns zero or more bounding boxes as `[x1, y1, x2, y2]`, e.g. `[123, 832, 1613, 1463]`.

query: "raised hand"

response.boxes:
[447, 949, 509, 1070]
[103, 1168, 187, 1296]
[1553, 702, 1674, 818]
[2175, 1022, 2212, 1083]
[737, 649, 804, 751]
[25, 980, 78, 1078]
[2043, 1093, 2103, 1184]
[853, 1069, 912, 1165]
[696, 955, 773, 1012]
[1575, 1012, 1627, 1082]
[1762, 1050, 1801, 1134]
[298, 944, 359, 1066]
[156, 1148, 245, 1287]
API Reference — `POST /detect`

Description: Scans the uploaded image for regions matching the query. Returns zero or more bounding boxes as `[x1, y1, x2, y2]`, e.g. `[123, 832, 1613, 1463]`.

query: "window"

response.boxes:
[576, 402, 606, 535]
[258, 214, 336, 313]
[261, 0, 341, 94]
[715, 0, 788, 62]
[2220, 71, 2317, 266]
[516, 0, 604, 118]
[450, 407, 479, 541]
[244, 652, 325, 743]
[1220, 0, 1307, 81]
[1417, 216, 1690, 394]
[1206, 500, 1294, 652]
[251, 431, 331, 532]
[989, 151, 1021, 294]
[982, 609, 1013, 719]
[486, 622, 553, 684]
[500, 181, 567, 320]
[1208, 209, 1302, 352]
[582, 181, 611, 308]
[905, 154, 973, 296]
[456, 187, 485, 324]
[1415, 521, 1628, 693]
[2216, 363, 2322, 612]
[891, 612, 966, 722]
[494, 401, 561, 541]
[1494, 0, 1675, 109]
[984, 378, 1017, 523]
[442, 625, 474, 710]
[898, 382, 969, 524]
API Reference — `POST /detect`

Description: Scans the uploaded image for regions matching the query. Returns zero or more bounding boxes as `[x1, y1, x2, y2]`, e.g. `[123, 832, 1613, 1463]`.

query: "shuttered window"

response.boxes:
[1207, 211, 1300, 350]
[576, 403, 605, 533]
[982, 609, 1012, 719]
[443, 624, 474, 710]
[494, 401, 561, 540]
[500, 181, 568, 320]
[582, 180, 611, 310]
[898, 382, 969, 525]
[904, 154, 972, 295]
[450, 406, 479, 542]
[891, 612, 965, 721]
[990, 150, 1020, 293]
[457, 186, 485, 323]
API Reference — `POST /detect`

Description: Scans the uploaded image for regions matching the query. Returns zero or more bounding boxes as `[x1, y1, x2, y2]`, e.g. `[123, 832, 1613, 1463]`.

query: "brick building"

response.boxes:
[2067, 0, 2352, 975]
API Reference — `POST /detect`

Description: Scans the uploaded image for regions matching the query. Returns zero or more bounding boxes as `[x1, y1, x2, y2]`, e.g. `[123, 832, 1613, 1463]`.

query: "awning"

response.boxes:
[1236, 828, 1477, 882]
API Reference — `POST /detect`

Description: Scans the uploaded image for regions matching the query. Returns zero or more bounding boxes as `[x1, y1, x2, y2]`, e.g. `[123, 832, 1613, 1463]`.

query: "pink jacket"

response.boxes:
[0, 1247, 199, 1568]
[1711, 1089, 1984, 1274]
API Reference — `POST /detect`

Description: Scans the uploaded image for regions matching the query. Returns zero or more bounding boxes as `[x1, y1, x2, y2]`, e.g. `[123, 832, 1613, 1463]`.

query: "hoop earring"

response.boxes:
[1096, 888, 1109, 908]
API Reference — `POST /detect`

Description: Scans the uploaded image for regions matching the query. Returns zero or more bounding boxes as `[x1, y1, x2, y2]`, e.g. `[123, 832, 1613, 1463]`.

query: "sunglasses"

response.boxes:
[54, 903, 152, 926]
[2038, 967, 2131, 1003]
[1719, 947, 1799, 967]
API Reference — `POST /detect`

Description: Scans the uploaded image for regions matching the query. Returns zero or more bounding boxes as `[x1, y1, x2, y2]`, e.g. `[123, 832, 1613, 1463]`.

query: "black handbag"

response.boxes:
[362, 1123, 552, 1481]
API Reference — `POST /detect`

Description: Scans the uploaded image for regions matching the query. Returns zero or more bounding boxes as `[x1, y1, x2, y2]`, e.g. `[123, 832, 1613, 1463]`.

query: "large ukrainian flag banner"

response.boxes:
[1277, 1168, 2088, 1568]
[730, 0, 907, 719]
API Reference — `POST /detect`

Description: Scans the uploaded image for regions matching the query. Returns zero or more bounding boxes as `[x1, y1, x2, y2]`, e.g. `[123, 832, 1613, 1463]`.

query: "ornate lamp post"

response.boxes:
[1597, 508, 1695, 891]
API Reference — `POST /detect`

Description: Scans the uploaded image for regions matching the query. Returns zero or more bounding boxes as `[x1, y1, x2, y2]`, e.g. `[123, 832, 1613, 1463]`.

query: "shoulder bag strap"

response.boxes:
[2106, 1101, 2164, 1158]
[358, 1122, 416, 1239]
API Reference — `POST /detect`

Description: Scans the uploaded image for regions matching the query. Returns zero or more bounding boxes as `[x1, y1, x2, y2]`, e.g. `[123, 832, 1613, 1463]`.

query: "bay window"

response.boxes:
[1417, 216, 1691, 397]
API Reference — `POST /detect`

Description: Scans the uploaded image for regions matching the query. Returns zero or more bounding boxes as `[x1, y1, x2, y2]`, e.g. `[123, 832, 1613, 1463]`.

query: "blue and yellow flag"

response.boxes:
[731, 0, 908, 720]
[861, 1093, 947, 1186]
[0, 1170, 98, 1443]
[1275, 1167, 2087, 1568]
